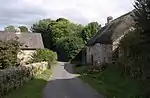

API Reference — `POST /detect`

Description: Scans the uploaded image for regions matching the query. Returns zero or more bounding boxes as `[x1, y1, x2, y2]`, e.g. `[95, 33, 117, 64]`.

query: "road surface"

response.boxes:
[43, 62, 104, 98]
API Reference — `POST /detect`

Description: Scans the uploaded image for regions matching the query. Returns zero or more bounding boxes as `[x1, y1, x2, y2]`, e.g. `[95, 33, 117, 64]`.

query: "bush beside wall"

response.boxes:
[29, 49, 57, 65]
[0, 40, 21, 69]
[118, 30, 150, 97]
[0, 62, 48, 97]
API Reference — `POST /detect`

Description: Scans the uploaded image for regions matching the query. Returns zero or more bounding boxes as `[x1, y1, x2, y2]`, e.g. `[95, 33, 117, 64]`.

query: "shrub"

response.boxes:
[30, 49, 57, 65]
[56, 36, 84, 61]
[0, 40, 21, 69]
[118, 30, 150, 97]
[119, 30, 150, 78]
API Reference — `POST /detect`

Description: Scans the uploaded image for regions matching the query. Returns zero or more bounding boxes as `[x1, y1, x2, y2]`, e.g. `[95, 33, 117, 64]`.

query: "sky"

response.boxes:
[0, 0, 134, 30]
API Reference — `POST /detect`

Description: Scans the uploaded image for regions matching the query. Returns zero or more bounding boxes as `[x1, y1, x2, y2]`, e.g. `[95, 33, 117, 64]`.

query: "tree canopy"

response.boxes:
[31, 18, 84, 50]
[19, 26, 28, 32]
[80, 22, 100, 43]
[133, 0, 150, 44]
[56, 36, 84, 61]
[31, 19, 53, 49]
[4, 26, 17, 32]
[134, 0, 150, 32]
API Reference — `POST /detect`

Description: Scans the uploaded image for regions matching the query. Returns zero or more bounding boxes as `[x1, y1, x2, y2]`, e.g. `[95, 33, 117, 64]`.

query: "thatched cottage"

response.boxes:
[0, 31, 44, 63]
[82, 11, 135, 66]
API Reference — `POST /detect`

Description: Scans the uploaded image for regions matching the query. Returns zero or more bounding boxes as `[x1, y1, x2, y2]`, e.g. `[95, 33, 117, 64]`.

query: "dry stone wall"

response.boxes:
[0, 62, 48, 97]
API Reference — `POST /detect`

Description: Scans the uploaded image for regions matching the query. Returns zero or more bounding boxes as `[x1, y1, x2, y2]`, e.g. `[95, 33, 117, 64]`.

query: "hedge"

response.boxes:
[0, 62, 48, 97]
[0, 40, 21, 69]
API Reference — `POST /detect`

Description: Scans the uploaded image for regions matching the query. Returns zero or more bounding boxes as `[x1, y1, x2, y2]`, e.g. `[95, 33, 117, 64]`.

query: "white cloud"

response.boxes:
[0, 0, 134, 30]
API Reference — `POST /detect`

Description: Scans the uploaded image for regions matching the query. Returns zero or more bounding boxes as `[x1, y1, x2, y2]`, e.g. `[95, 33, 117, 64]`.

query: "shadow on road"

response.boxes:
[64, 62, 88, 75]
[64, 62, 75, 74]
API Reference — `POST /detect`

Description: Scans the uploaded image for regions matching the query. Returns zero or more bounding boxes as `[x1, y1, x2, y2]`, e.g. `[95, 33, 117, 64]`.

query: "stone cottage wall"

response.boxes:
[0, 62, 48, 97]
[86, 46, 92, 65]
[86, 43, 112, 66]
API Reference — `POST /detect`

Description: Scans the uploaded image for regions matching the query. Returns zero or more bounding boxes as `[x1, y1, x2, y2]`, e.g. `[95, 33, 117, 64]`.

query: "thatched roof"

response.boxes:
[87, 11, 135, 46]
[0, 32, 44, 49]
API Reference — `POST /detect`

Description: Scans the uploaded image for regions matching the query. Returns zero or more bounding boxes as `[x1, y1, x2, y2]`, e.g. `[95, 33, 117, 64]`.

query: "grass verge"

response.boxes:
[4, 69, 51, 98]
[74, 65, 141, 98]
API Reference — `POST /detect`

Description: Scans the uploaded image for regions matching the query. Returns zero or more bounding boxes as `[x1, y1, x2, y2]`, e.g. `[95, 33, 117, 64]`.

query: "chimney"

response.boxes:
[105, 16, 113, 25]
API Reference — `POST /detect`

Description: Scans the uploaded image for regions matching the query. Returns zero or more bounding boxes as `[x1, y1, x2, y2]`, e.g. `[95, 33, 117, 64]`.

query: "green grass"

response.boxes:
[4, 69, 51, 98]
[75, 66, 141, 98]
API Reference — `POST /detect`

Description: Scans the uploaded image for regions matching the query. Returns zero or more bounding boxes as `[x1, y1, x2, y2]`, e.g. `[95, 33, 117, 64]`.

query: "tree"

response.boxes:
[31, 19, 53, 49]
[19, 26, 28, 32]
[134, 0, 150, 33]
[56, 36, 84, 61]
[56, 18, 69, 23]
[50, 18, 83, 43]
[80, 22, 100, 43]
[69, 24, 84, 37]
[4, 26, 17, 32]
[31, 18, 84, 50]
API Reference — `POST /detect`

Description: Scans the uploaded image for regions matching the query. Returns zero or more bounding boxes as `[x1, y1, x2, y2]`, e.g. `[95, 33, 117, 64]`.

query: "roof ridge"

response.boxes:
[87, 10, 135, 46]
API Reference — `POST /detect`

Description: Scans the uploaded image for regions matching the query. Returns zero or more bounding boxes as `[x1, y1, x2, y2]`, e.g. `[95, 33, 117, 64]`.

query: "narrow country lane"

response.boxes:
[43, 62, 104, 98]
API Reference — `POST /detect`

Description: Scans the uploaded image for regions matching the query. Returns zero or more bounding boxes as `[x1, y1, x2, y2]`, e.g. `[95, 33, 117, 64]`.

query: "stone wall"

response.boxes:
[0, 62, 48, 97]
[85, 43, 112, 66]
[18, 50, 36, 65]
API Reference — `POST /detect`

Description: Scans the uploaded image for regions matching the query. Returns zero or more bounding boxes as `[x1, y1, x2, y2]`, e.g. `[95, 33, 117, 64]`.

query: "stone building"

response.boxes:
[0, 31, 44, 64]
[82, 11, 135, 66]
